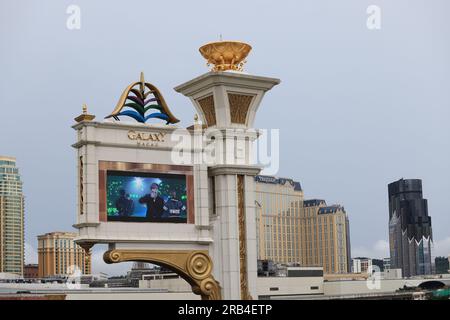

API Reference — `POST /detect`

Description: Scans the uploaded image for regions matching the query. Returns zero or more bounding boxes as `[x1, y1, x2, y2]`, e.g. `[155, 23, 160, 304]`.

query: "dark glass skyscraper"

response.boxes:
[388, 179, 433, 277]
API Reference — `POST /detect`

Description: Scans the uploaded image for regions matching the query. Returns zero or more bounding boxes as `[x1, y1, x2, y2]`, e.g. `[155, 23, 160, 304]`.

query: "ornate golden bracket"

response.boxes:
[103, 249, 222, 300]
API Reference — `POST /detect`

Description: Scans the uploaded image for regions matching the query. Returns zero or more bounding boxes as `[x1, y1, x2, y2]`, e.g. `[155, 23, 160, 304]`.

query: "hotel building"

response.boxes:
[0, 156, 24, 275]
[299, 200, 351, 274]
[255, 176, 351, 274]
[255, 175, 304, 264]
[37, 231, 91, 278]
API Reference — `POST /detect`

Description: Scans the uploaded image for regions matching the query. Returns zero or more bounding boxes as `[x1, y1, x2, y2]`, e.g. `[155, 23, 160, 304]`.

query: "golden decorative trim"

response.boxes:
[74, 114, 95, 122]
[228, 94, 253, 124]
[79, 156, 84, 215]
[197, 95, 216, 127]
[104, 249, 222, 300]
[199, 41, 252, 72]
[237, 175, 252, 300]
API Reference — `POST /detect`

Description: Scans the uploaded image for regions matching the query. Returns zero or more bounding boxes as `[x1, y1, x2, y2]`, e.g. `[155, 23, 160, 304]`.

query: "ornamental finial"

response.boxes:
[75, 103, 95, 123]
[139, 71, 145, 94]
[199, 40, 252, 72]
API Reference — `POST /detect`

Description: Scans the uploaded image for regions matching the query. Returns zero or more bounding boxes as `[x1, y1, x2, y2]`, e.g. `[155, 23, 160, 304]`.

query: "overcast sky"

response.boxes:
[1, 0, 449, 276]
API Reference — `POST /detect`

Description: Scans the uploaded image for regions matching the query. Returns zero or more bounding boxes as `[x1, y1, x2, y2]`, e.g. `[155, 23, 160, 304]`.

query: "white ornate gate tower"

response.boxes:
[175, 42, 279, 299]
[73, 41, 279, 300]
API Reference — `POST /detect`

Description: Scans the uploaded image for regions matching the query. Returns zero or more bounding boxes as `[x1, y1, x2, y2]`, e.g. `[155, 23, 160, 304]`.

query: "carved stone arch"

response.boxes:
[103, 249, 222, 300]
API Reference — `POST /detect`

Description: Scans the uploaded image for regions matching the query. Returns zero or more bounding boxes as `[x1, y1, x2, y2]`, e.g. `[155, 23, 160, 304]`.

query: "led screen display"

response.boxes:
[106, 170, 187, 223]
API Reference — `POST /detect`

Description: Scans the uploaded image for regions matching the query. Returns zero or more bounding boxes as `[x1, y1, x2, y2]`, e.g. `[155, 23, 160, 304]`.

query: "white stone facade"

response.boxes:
[73, 71, 280, 300]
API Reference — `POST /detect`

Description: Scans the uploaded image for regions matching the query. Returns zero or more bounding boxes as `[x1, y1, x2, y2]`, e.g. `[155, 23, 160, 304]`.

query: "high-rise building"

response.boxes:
[299, 200, 351, 274]
[388, 178, 433, 277]
[255, 175, 304, 264]
[254, 176, 351, 274]
[37, 231, 91, 278]
[0, 156, 24, 275]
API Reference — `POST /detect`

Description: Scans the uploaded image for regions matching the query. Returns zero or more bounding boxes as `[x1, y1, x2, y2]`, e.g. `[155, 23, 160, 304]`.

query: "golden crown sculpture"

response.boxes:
[199, 41, 252, 72]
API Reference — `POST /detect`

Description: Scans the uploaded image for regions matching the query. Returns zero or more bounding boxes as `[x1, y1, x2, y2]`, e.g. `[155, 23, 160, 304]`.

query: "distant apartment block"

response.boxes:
[0, 156, 24, 275]
[383, 257, 391, 270]
[24, 263, 39, 279]
[434, 256, 449, 274]
[352, 257, 372, 274]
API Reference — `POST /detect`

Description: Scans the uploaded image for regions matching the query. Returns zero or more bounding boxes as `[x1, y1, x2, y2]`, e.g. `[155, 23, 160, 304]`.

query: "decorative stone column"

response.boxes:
[175, 41, 280, 299]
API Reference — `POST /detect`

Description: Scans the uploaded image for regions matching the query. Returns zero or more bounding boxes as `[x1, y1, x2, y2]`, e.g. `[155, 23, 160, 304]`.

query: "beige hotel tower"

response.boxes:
[0, 156, 24, 275]
[38, 232, 91, 278]
[255, 176, 304, 264]
[255, 176, 351, 274]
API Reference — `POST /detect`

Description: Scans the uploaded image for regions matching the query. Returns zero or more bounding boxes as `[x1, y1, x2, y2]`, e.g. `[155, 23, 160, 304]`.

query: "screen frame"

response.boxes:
[98, 161, 195, 224]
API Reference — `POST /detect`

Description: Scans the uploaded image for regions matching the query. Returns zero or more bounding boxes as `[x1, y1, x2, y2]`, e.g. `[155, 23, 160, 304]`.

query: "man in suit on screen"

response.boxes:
[139, 182, 164, 220]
